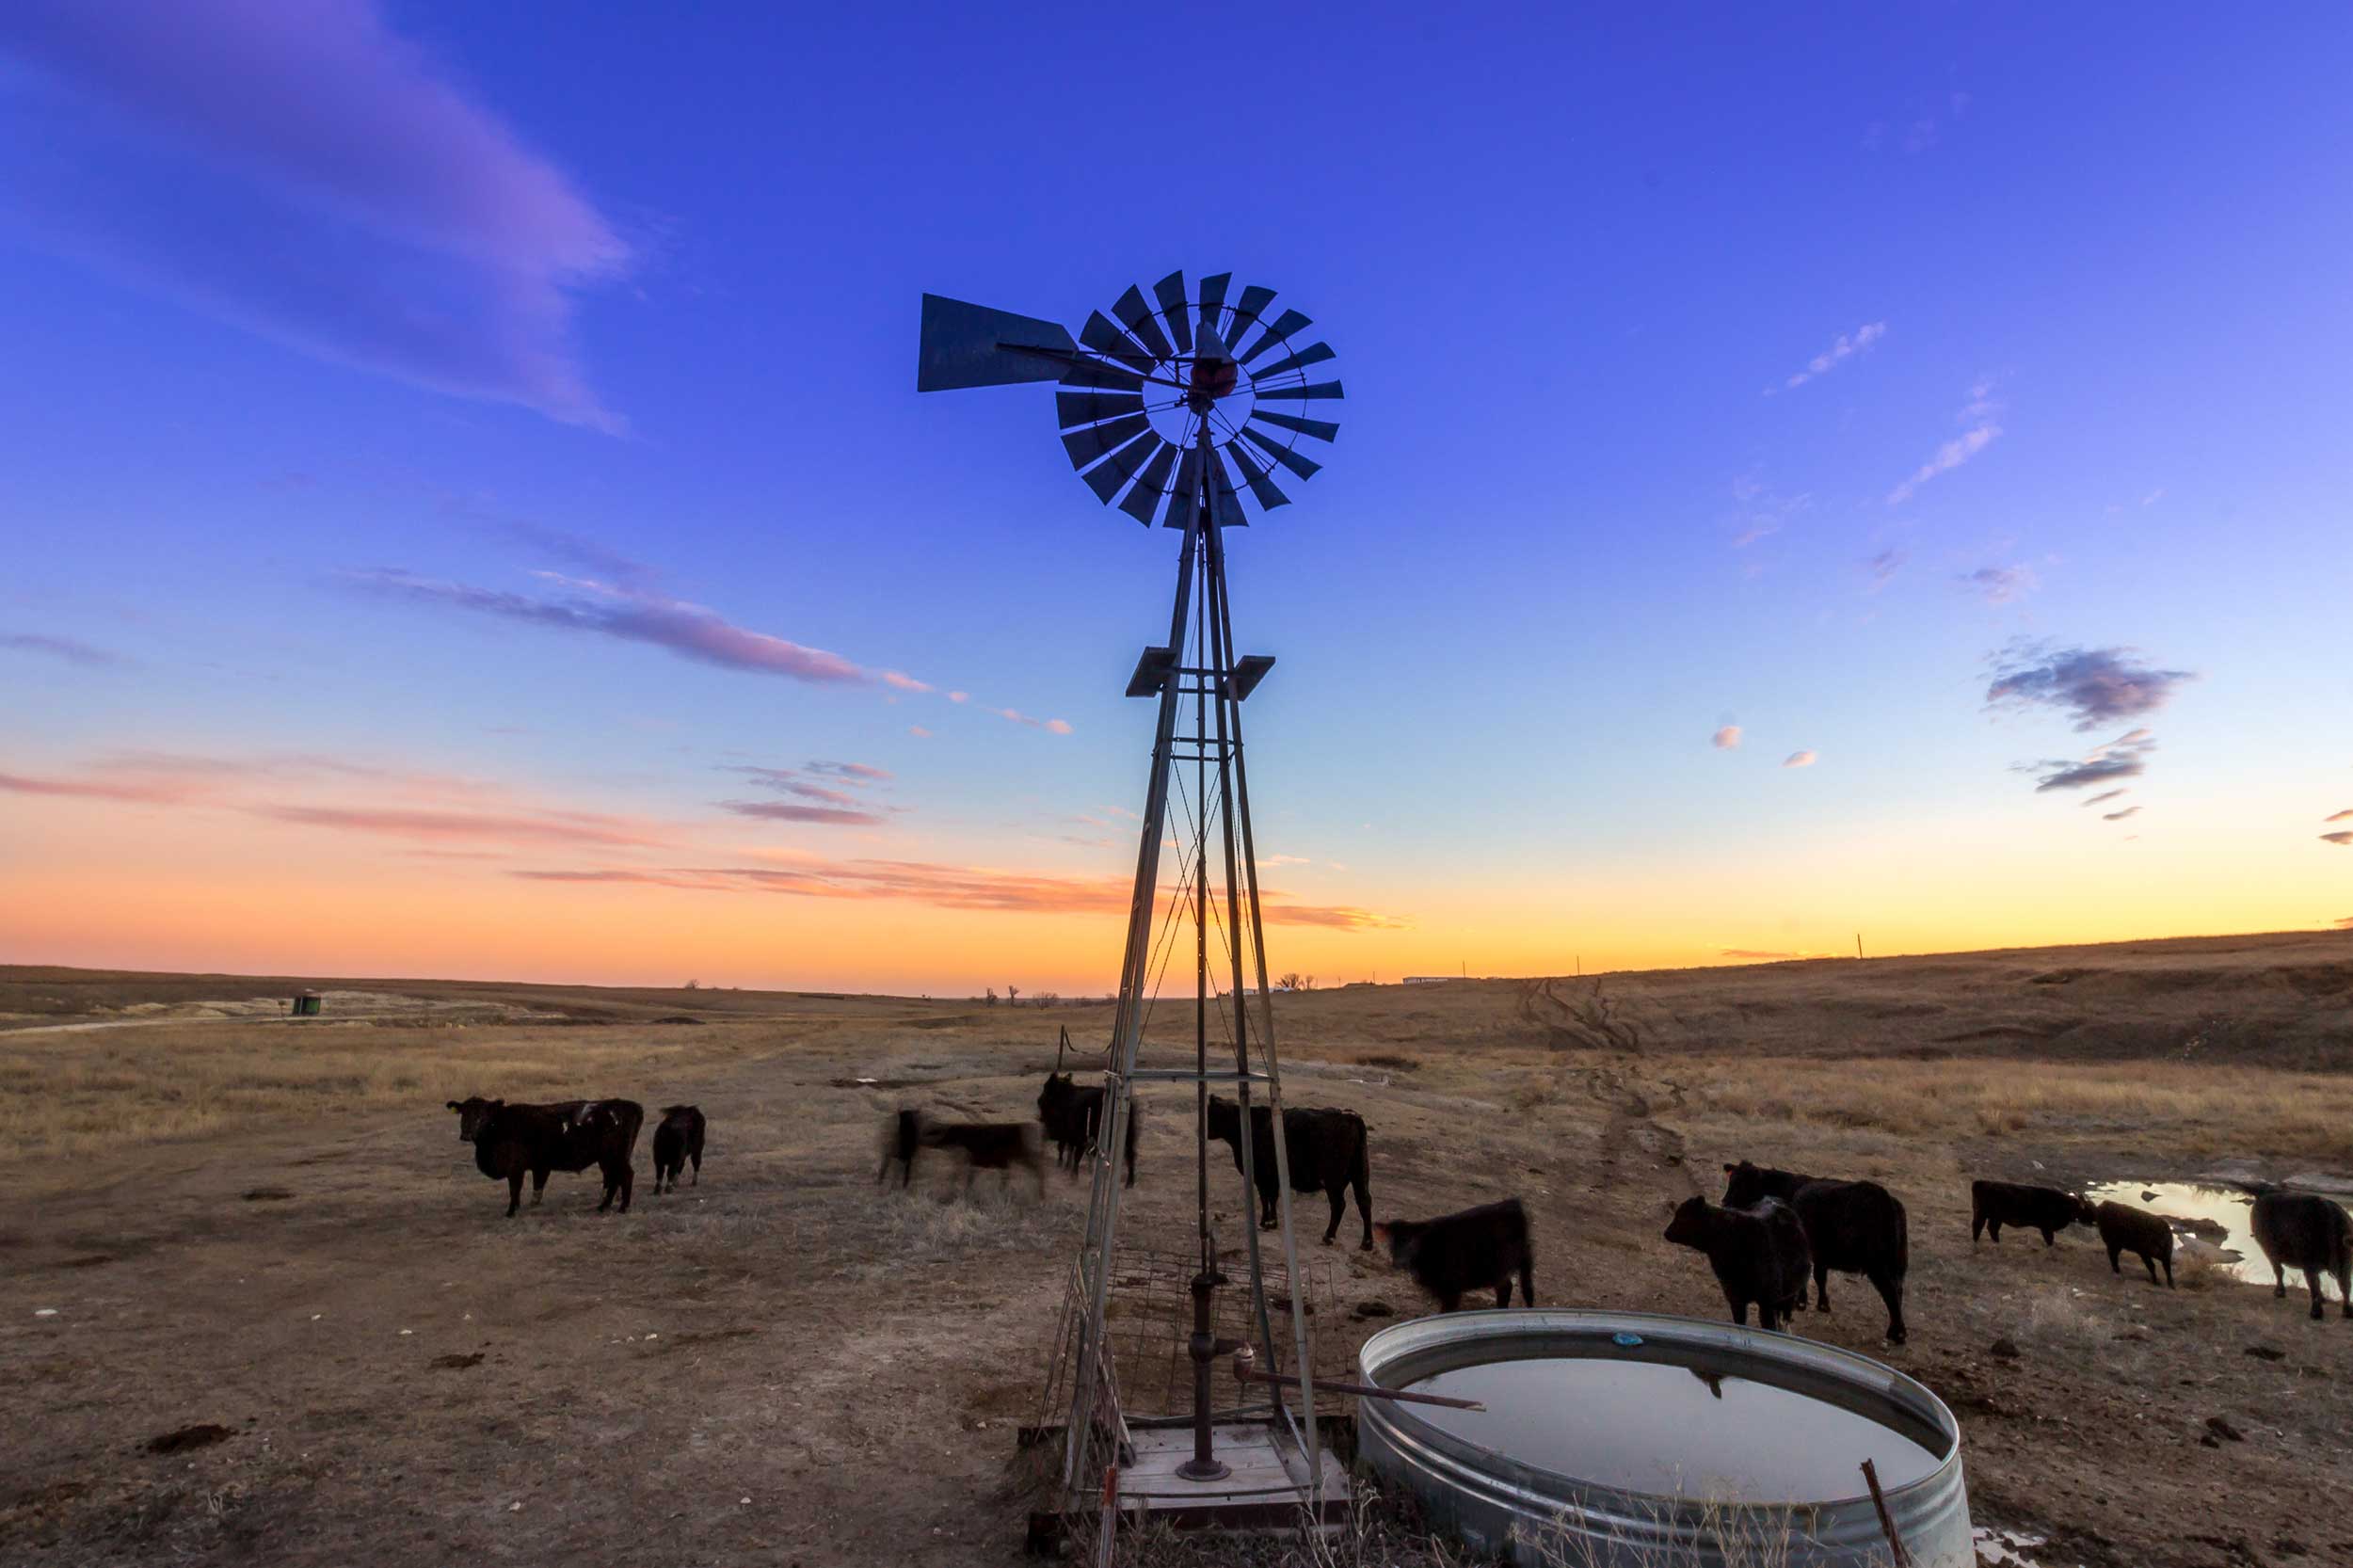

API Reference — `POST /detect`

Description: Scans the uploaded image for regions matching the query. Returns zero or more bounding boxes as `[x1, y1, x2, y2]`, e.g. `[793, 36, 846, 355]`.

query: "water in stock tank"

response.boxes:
[1358, 1309, 1975, 1567]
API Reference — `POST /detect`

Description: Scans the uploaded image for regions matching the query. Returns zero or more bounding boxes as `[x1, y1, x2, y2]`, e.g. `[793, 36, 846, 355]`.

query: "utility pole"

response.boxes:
[1855, 933, 1864, 961]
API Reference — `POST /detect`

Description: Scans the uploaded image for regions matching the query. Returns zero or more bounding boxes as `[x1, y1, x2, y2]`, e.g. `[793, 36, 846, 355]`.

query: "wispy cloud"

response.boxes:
[255, 803, 663, 846]
[808, 760, 891, 783]
[2324, 832, 2353, 847]
[988, 706, 1074, 735]
[348, 568, 876, 685]
[1776, 322, 1885, 392]
[718, 800, 885, 828]
[0, 769, 191, 803]
[1783, 751, 1817, 769]
[0, 0, 632, 429]
[1864, 550, 1906, 591]
[2103, 806, 2141, 822]
[2023, 729, 2159, 793]
[2082, 788, 2129, 808]
[1889, 379, 2002, 504]
[1720, 948, 1813, 961]
[511, 858, 1406, 930]
[2334, 917, 2353, 930]
[1712, 726, 1742, 750]
[1957, 564, 2038, 604]
[1987, 644, 2194, 732]
[2326, 809, 2353, 824]
[0, 631, 131, 668]
[1727, 473, 1809, 550]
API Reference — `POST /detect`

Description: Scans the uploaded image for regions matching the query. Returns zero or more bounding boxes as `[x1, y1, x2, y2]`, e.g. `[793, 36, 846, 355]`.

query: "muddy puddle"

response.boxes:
[2085, 1180, 2348, 1300]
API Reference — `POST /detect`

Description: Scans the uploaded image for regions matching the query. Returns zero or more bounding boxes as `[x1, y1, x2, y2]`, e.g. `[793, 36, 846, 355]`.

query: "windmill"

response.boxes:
[918, 271, 1348, 1537]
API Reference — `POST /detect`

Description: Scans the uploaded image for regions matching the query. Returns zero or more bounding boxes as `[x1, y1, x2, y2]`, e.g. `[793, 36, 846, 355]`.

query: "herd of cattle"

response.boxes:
[445, 1076, 2353, 1330]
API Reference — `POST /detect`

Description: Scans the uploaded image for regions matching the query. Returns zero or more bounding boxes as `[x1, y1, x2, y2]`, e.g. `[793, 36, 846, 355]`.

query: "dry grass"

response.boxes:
[1678, 1056, 2353, 1163]
[0, 1019, 764, 1177]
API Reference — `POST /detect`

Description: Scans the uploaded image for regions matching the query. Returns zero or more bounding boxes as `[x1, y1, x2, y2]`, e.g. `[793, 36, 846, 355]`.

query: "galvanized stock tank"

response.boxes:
[1356, 1310, 1973, 1568]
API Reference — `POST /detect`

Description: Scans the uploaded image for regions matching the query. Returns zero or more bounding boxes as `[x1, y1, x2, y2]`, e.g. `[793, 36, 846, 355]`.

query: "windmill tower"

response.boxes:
[918, 272, 1348, 1537]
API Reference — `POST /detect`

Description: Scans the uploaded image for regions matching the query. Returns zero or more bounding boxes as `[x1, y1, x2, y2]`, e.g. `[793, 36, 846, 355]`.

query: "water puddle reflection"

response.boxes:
[2084, 1180, 2349, 1300]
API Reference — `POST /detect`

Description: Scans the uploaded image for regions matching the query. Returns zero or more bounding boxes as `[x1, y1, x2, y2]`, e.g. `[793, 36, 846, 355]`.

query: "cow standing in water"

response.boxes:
[448, 1097, 644, 1218]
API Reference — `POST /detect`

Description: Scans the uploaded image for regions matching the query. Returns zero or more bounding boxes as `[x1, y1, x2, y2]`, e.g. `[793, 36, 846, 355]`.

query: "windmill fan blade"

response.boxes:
[1062, 412, 1151, 471]
[1248, 342, 1335, 381]
[1060, 360, 1146, 392]
[1196, 272, 1231, 340]
[1113, 285, 1176, 360]
[1229, 284, 1276, 334]
[1118, 440, 1178, 526]
[1250, 408, 1339, 441]
[1261, 379, 1344, 401]
[1239, 309, 1313, 364]
[1208, 450, 1248, 528]
[1080, 312, 1154, 373]
[1081, 429, 1159, 504]
[1226, 440, 1289, 511]
[1056, 390, 1144, 429]
[1241, 424, 1323, 479]
[916, 294, 1080, 391]
[1152, 271, 1192, 354]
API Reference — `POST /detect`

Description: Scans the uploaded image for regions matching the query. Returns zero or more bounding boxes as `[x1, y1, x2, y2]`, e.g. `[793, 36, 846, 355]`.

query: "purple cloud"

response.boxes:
[1712, 726, 1741, 750]
[0, 632, 129, 668]
[1783, 751, 1817, 769]
[347, 569, 873, 685]
[2328, 809, 2353, 824]
[1864, 550, 1905, 591]
[2025, 729, 2157, 793]
[2324, 832, 2353, 847]
[808, 760, 892, 783]
[1987, 645, 2194, 731]
[0, 0, 630, 428]
[2082, 788, 2128, 807]
[1957, 565, 2037, 605]
[2103, 807, 2141, 821]
[719, 800, 885, 828]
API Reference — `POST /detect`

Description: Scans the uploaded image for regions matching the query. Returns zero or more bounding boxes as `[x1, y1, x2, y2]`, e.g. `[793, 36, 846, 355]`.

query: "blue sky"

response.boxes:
[3, 3, 2348, 990]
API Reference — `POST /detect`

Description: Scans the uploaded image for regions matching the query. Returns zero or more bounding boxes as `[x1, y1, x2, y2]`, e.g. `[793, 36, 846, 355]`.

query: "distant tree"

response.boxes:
[683, 979, 699, 991]
[1036, 991, 1060, 1008]
[1304, 975, 1317, 991]
[1276, 971, 1303, 993]
[985, 987, 998, 1007]
[1007, 984, 1021, 1006]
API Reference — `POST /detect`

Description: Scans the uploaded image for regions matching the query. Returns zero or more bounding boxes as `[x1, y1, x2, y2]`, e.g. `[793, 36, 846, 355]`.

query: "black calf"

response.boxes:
[1375, 1198, 1534, 1312]
[2095, 1200, 2175, 1288]
[1665, 1195, 1811, 1331]
[651, 1105, 705, 1193]
[1971, 1178, 2095, 1247]
[1207, 1095, 1373, 1249]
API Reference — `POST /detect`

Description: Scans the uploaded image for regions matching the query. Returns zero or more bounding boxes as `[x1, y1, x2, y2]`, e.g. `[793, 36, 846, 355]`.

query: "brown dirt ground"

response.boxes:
[3, 933, 2350, 1567]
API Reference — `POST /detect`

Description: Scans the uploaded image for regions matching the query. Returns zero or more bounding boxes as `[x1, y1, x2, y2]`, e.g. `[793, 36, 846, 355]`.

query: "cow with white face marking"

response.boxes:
[448, 1096, 645, 1217]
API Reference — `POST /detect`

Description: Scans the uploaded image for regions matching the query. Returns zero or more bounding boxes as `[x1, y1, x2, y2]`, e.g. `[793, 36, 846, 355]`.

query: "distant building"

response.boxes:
[1401, 976, 1454, 985]
[292, 990, 323, 1016]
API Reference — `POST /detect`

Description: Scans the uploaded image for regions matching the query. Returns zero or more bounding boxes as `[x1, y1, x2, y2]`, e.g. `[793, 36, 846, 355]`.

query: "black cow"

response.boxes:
[1719, 1161, 1823, 1203]
[1207, 1095, 1373, 1249]
[877, 1108, 922, 1188]
[921, 1120, 1046, 1198]
[651, 1105, 705, 1193]
[1375, 1198, 1534, 1312]
[2094, 1200, 2175, 1288]
[1664, 1195, 1811, 1331]
[448, 1096, 643, 1218]
[1724, 1163, 1910, 1343]
[1971, 1179, 2096, 1246]
[1035, 1072, 1138, 1186]
[2250, 1191, 2351, 1320]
